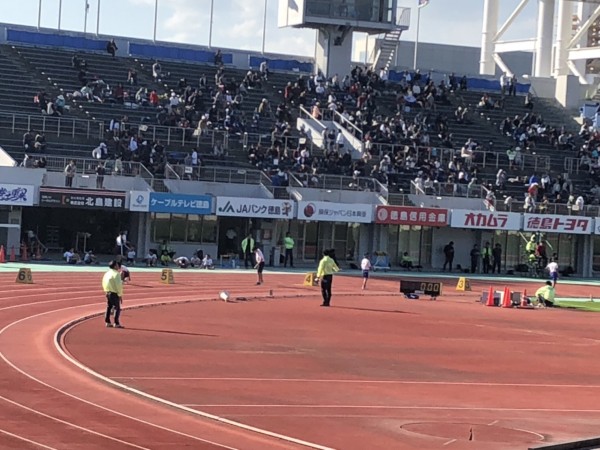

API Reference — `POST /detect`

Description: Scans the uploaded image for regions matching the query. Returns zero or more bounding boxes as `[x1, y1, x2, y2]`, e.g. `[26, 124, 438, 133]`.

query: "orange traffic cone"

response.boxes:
[502, 286, 512, 308]
[486, 286, 495, 306]
[0, 245, 5, 263]
[9, 246, 16, 262]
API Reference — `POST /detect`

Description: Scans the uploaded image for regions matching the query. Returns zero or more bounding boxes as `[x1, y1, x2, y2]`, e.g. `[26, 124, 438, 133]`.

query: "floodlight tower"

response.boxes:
[278, 0, 410, 77]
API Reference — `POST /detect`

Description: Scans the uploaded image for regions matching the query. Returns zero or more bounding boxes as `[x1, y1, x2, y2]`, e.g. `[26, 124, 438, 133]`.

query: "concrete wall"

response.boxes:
[294, 187, 382, 203]
[432, 228, 479, 270]
[166, 180, 267, 198]
[408, 194, 485, 211]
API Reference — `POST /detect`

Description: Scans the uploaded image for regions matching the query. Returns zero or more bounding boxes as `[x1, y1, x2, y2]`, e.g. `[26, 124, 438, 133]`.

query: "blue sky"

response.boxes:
[6, 0, 539, 56]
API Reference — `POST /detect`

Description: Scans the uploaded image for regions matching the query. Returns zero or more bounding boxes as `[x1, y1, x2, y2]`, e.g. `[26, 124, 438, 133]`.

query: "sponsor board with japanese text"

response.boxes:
[297, 201, 373, 223]
[523, 214, 592, 235]
[149, 193, 212, 214]
[375, 206, 448, 226]
[0, 183, 34, 206]
[216, 197, 295, 219]
[450, 209, 521, 230]
[39, 188, 125, 210]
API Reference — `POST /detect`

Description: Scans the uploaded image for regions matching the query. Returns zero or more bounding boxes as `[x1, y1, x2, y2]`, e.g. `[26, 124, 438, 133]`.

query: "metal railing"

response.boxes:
[333, 110, 363, 140]
[290, 172, 383, 193]
[167, 164, 263, 185]
[494, 199, 600, 217]
[29, 153, 157, 189]
[410, 180, 486, 198]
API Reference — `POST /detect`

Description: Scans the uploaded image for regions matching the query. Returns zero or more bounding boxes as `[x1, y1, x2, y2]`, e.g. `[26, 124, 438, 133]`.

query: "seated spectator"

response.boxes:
[83, 250, 98, 265]
[126, 246, 136, 264]
[64, 248, 80, 264]
[201, 254, 215, 269]
[145, 250, 158, 267]
[400, 252, 414, 270]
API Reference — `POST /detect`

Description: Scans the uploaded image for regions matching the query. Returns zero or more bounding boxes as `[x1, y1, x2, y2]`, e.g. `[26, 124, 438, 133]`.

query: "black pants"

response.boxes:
[284, 249, 294, 267]
[65, 176, 73, 187]
[492, 258, 501, 274]
[537, 295, 554, 307]
[244, 251, 254, 268]
[471, 259, 478, 274]
[482, 257, 490, 274]
[321, 274, 333, 306]
[105, 292, 121, 325]
[443, 257, 453, 271]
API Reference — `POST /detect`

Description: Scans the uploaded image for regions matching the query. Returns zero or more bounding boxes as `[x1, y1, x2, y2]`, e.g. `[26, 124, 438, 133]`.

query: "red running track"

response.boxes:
[2, 270, 600, 449]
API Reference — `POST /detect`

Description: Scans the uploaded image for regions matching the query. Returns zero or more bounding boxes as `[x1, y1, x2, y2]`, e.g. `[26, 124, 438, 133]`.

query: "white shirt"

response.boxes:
[547, 262, 558, 274]
[361, 258, 372, 271]
[191, 151, 198, 165]
[64, 251, 74, 262]
[255, 249, 265, 264]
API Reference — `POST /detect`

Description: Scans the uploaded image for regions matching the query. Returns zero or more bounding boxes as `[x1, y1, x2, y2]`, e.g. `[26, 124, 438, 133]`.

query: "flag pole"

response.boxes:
[261, 0, 268, 54]
[413, 5, 421, 71]
[153, 0, 158, 42]
[208, 0, 214, 49]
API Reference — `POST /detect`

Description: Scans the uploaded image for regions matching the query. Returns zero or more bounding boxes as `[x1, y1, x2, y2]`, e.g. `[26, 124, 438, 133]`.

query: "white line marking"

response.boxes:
[0, 302, 240, 450]
[180, 404, 600, 413]
[0, 396, 149, 449]
[488, 420, 499, 426]
[0, 428, 58, 450]
[55, 305, 336, 450]
[113, 377, 600, 390]
[442, 439, 457, 446]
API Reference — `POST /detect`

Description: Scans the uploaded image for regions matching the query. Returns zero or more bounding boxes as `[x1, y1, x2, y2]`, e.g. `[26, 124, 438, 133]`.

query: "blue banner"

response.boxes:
[149, 193, 212, 214]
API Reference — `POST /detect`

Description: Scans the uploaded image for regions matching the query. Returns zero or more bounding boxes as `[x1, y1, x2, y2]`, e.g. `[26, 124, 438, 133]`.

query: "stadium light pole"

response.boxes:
[153, 0, 158, 42]
[58, 0, 62, 31]
[37, 0, 42, 30]
[84, 0, 89, 34]
[412, 6, 421, 70]
[261, 0, 268, 54]
[208, 0, 214, 48]
[96, 0, 101, 36]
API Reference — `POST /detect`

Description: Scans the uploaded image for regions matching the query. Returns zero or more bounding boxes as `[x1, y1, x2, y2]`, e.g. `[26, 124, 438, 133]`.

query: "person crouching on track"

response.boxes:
[102, 260, 124, 328]
[315, 249, 340, 307]
[254, 245, 265, 285]
[120, 263, 131, 283]
[535, 281, 556, 308]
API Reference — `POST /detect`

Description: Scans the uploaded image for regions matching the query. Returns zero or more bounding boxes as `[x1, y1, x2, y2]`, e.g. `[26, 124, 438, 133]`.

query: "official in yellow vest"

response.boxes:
[315, 249, 340, 307]
[283, 232, 295, 268]
[482, 242, 492, 274]
[102, 260, 124, 328]
[535, 281, 556, 308]
[241, 234, 255, 269]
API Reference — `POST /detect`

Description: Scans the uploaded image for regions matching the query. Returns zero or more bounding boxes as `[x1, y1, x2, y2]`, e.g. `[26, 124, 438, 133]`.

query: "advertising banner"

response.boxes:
[297, 201, 373, 223]
[216, 197, 295, 219]
[39, 188, 125, 210]
[375, 205, 448, 226]
[450, 210, 521, 230]
[0, 183, 35, 206]
[523, 214, 592, 235]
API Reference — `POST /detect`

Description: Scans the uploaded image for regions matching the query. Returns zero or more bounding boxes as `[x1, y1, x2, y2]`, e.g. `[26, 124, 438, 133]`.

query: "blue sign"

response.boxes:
[149, 193, 212, 214]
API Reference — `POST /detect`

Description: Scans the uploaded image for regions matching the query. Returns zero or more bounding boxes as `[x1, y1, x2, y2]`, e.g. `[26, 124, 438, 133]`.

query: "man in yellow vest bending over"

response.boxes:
[535, 281, 556, 308]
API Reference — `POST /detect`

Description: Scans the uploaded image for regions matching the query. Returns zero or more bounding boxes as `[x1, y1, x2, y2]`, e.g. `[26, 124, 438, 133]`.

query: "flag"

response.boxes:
[418, 0, 430, 7]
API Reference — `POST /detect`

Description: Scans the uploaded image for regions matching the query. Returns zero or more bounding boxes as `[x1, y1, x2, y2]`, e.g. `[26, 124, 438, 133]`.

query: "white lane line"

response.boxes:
[488, 420, 499, 426]
[113, 377, 600, 390]
[442, 439, 457, 446]
[0, 396, 148, 449]
[181, 404, 600, 413]
[0, 428, 58, 450]
[56, 306, 336, 450]
[0, 302, 240, 450]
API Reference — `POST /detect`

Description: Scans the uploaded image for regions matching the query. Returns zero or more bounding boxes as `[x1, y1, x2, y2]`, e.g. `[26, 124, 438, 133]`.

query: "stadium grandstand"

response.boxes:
[0, 0, 599, 277]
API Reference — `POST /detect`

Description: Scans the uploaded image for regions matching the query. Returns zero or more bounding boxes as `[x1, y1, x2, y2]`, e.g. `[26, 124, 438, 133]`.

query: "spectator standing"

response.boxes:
[96, 162, 106, 189]
[102, 260, 124, 328]
[315, 249, 340, 307]
[106, 39, 118, 58]
[283, 232, 295, 268]
[64, 160, 76, 187]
